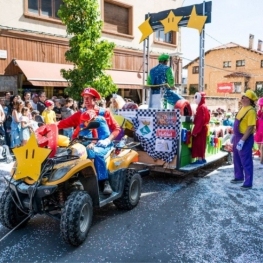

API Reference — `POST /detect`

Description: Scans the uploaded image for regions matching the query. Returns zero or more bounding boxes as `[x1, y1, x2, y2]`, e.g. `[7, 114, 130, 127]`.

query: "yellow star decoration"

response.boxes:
[187, 6, 207, 34]
[138, 17, 153, 43]
[160, 11, 183, 34]
[13, 133, 51, 181]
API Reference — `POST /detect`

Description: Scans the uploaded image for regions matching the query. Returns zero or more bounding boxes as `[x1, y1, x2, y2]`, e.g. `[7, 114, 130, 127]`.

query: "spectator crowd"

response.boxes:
[0, 91, 139, 158]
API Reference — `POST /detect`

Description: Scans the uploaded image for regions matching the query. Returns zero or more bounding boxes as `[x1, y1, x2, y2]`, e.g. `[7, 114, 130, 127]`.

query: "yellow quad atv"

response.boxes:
[0, 122, 145, 246]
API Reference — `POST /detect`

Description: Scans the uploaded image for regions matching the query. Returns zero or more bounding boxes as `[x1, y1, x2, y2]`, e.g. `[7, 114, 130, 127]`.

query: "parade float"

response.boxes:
[115, 1, 229, 175]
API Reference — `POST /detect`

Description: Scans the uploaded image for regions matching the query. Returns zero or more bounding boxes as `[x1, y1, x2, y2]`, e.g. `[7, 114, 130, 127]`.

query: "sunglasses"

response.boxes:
[241, 96, 248, 99]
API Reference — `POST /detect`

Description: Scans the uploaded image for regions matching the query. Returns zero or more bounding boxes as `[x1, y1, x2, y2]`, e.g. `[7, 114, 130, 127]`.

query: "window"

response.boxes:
[155, 30, 176, 45]
[236, 60, 245, 67]
[103, 0, 133, 36]
[192, 66, 199, 74]
[256, 82, 263, 90]
[26, 0, 62, 20]
[233, 82, 242, 93]
[261, 60, 263, 68]
[223, 61, 231, 68]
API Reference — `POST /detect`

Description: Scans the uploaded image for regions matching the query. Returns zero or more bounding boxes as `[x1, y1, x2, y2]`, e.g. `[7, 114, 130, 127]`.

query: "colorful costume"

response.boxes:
[147, 54, 174, 87]
[254, 101, 263, 144]
[233, 107, 256, 187]
[147, 54, 174, 109]
[191, 92, 210, 162]
[231, 90, 258, 187]
[58, 106, 120, 182]
[78, 109, 113, 181]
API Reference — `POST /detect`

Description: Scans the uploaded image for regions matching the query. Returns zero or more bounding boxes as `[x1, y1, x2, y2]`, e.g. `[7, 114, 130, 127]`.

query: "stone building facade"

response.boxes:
[183, 41, 263, 100]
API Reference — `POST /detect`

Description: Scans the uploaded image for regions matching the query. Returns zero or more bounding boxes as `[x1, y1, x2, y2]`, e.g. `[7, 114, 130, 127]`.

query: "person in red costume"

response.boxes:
[58, 87, 121, 194]
[191, 92, 210, 164]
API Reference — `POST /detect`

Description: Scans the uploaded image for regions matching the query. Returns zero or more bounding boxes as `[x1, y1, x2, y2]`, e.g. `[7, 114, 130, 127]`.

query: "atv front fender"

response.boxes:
[44, 159, 96, 186]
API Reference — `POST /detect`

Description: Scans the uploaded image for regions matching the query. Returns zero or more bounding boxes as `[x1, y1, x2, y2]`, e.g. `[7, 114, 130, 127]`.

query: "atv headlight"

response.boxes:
[48, 164, 75, 182]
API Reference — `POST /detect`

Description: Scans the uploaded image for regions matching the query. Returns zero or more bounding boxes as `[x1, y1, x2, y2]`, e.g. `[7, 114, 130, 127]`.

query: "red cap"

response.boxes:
[80, 110, 96, 122]
[45, 100, 54, 107]
[81, 87, 101, 100]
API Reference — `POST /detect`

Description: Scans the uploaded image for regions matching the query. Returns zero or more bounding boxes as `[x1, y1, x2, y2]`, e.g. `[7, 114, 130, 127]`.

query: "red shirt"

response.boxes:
[58, 106, 121, 139]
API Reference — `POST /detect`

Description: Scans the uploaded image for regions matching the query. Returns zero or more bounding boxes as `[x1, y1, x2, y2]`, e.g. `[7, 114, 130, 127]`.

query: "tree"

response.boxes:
[58, 0, 117, 100]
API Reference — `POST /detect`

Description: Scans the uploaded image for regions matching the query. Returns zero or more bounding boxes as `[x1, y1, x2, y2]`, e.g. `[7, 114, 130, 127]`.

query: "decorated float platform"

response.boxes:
[116, 89, 230, 176]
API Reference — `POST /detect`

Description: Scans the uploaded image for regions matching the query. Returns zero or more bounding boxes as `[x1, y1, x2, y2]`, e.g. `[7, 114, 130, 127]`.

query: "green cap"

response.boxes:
[158, 54, 170, 62]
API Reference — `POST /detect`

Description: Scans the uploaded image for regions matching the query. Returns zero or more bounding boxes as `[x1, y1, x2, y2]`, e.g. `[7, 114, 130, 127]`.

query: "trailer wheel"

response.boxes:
[113, 169, 142, 210]
[0, 188, 30, 229]
[60, 191, 93, 246]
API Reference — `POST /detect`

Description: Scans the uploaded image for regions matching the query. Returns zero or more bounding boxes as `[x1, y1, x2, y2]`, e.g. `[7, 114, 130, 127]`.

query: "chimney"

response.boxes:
[257, 40, 262, 51]
[249, 34, 254, 49]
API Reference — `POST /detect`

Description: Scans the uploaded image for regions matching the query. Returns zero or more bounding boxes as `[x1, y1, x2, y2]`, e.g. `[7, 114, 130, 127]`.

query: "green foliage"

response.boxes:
[255, 88, 263, 99]
[189, 86, 198, 95]
[58, 0, 117, 100]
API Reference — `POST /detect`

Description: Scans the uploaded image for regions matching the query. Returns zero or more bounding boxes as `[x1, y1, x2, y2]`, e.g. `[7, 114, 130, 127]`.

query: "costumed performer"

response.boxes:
[147, 54, 174, 87]
[254, 97, 263, 167]
[147, 54, 175, 109]
[57, 87, 121, 195]
[230, 90, 257, 189]
[191, 92, 210, 164]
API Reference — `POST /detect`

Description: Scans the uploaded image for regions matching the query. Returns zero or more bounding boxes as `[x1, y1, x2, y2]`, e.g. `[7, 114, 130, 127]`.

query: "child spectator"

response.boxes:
[19, 107, 31, 146]
[30, 110, 42, 131]
[41, 100, 56, 124]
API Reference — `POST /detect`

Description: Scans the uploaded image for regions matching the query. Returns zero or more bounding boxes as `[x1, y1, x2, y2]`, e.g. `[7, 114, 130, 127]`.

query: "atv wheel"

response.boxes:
[113, 169, 142, 210]
[0, 188, 30, 229]
[60, 191, 93, 246]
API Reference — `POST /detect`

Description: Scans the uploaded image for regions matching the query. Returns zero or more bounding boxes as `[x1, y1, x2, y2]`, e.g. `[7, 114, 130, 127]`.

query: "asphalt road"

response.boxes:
[1, 159, 263, 263]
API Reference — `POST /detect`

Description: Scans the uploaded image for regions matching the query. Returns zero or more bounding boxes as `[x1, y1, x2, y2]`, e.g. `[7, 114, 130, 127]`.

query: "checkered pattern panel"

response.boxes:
[134, 109, 181, 162]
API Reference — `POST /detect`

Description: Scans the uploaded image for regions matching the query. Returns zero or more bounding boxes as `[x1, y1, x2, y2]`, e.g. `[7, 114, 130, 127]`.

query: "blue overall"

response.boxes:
[233, 110, 254, 187]
[80, 108, 113, 181]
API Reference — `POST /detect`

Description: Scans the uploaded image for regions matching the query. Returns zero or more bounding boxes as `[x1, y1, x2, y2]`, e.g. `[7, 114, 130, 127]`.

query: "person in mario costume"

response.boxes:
[191, 92, 210, 164]
[58, 87, 121, 195]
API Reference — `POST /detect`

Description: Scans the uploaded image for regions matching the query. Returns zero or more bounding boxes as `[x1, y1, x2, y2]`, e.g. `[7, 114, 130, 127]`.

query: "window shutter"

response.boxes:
[104, 2, 129, 34]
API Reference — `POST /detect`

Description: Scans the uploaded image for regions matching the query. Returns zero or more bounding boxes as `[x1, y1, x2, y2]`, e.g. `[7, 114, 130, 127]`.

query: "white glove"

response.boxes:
[97, 138, 111, 147]
[236, 140, 245, 151]
[230, 135, 234, 144]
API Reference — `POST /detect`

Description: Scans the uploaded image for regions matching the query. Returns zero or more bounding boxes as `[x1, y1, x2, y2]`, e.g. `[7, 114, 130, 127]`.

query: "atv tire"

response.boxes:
[0, 188, 30, 229]
[113, 169, 142, 210]
[60, 191, 93, 246]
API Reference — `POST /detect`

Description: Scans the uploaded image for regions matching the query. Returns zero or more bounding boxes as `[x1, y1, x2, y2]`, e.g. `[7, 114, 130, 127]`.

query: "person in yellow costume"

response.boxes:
[230, 90, 257, 189]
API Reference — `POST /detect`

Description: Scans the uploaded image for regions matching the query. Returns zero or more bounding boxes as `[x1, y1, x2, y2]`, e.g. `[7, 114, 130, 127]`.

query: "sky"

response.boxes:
[180, 0, 263, 76]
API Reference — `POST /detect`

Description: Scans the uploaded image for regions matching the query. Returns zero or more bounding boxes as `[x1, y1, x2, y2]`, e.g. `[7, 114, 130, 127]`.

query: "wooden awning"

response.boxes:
[14, 60, 143, 88]
[14, 60, 73, 87]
